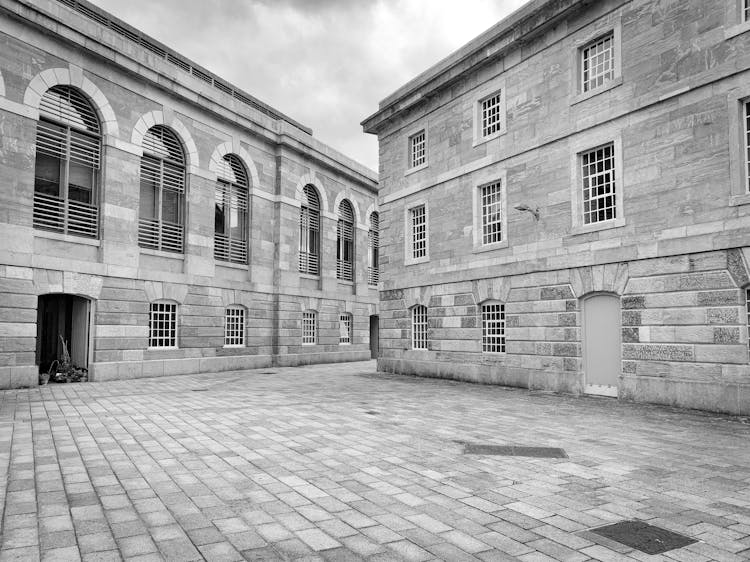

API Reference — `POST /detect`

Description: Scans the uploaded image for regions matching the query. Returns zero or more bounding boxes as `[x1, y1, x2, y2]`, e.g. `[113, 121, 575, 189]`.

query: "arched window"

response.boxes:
[299, 185, 320, 275]
[368, 211, 379, 286]
[138, 125, 186, 253]
[481, 301, 505, 353]
[34, 85, 101, 238]
[412, 305, 428, 350]
[337, 200, 355, 281]
[215, 154, 249, 264]
[149, 300, 178, 349]
[224, 305, 246, 347]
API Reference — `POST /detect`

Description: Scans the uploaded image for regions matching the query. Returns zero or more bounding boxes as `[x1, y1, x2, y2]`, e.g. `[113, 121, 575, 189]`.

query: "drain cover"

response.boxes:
[590, 520, 697, 554]
[463, 443, 567, 458]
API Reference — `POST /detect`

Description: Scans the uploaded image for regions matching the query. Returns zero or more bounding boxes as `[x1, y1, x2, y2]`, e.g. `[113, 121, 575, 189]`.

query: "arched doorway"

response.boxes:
[36, 294, 91, 374]
[582, 293, 621, 397]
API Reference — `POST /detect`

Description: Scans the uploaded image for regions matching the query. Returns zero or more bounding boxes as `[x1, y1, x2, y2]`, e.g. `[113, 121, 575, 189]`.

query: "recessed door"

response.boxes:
[583, 294, 621, 397]
[369, 315, 379, 359]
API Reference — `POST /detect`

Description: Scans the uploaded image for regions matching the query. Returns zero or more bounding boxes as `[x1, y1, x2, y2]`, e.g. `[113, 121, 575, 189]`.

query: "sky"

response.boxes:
[89, 0, 528, 172]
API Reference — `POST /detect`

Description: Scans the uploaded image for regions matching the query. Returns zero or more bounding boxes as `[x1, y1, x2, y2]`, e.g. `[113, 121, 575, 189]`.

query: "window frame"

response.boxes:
[569, 133, 625, 235]
[302, 310, 317, 346]
[148, 301, 178, 349]
[214, 154, 250, 265]
[727, 91, 750, 207]
[472, 170, 508, 253]
[224, 305, 246, 348]
[339, 313, 352, 345]
[299, 185, 321, 276]
[405, 126, 428, 175]
[571, 21, 622, 105]
[481, 302, 506, 354]
[368, 211, 379, 286]
[746, 287, 750, 356]
[336, 200, 355, 282]
[404, 201, 429, 266]
[725, 0, 750, 39]
[411, 305, 428, 350]
[472, 80, 506, 147]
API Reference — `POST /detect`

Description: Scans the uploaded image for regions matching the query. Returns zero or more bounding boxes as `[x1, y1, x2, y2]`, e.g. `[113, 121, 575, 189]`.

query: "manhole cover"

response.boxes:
[590, 520, 697, 554]
[463, 443, 567, 458]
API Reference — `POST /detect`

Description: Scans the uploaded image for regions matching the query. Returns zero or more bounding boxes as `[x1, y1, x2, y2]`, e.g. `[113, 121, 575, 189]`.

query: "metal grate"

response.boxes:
[409, 130, 426, 168]
[481, 91, 503, 138]
[481, 180, 503, 245]
[411, 205, 427, 259]
[582, 32, 614, 92]
[590, 521, 697, 555]
[582, 143, 616, 225]
[40, 85, 100, 134]
[214, 155, 249, 264]
[299, 185, 320, 275]
[337, 200, 354, 282]
[412, 305, 428, 350]
[368, 211, 379, 286]
[745, 102, 750, 193]
[149, 301, 177, 348]
[224, 306, 246, 347]
[33, 192, 98, 238]
[339, 313, 352, 344]
[302, 311, 317, 345]
[463, 443, 567, 458]
[482, 302, 506, 354]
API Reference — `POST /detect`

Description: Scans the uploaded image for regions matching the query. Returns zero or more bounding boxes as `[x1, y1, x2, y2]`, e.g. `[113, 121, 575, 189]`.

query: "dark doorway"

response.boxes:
[36, 294, 91, 374]
[369, 315, 379, 359]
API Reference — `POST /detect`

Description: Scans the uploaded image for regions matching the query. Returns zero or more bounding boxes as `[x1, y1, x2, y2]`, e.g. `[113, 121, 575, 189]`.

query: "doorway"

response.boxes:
[369, 315, 379, 359]
[582, 293, 621, 397]
[36, 294, 91, 374]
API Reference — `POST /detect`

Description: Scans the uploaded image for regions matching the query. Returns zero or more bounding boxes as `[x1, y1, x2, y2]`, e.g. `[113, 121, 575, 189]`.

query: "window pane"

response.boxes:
[68, 161, 94, 203]
[162, 190, 180, 223]
[139, 178, 157, 219]
[34, 153, 61, 197]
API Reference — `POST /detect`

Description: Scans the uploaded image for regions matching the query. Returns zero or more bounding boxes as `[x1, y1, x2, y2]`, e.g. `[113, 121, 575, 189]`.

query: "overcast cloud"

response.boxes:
[89, 0, 528, 172]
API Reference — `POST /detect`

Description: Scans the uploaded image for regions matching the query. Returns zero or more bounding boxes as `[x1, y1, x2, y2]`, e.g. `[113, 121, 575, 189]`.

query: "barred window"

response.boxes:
[337, 200, 355, 281]
[582, 33, 614, 93]
[302, 311, 317, 345]
[138, 125, 186, 253]
[215, 154, 249, 264]
[481, 92, 503, 138]
[482, 303, 506, 353]
[34, 85, 101, 239]
[339, 313, 352, 344]
[481, 181, 503, 245]
[412, 305, 428, 350]
[149, 301, 177, 348]
[368, 212, 379, 286]
[409, 130, 426, 168]
[411, 205, 427, 259]
[299, 185, 321, 275]
[225, 306, 246, 347]
[582, 143, 616, 225]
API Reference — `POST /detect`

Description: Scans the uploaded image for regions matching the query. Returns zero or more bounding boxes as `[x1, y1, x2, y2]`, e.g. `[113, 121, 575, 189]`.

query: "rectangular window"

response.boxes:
[302, 311, 317, 345]
[411, 205, 426, 259]
[149, 302, 177, 348]
[481, 181, 503, 245]
[412, 306, 428, 350]
[482, 303, 506, 354]
[339, 314, 352, 344]
[582, 33, 614, 93]
[481, 92, 503, 138]
[582, 143, 616, 225]
[745, 102, 750, 193]
[225, 307, 245, 347]
[409, 130, 426, 169]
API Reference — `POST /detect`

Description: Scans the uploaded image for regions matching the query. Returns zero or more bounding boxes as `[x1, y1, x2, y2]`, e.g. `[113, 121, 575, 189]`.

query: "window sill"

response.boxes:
[404, 163, 428, 177]
[216, 261, 248, 270]
[725, 21, 750, 40]
[141, 248, 184, 259]
[337, 280, 354, 286]
[571, 217, 626, 236]
[223, 344, 246, 349]
[339, 342, 351, 346]
[302, 342, 316, 346]
[300, 273, 321, 280]
[571, 76, 623, 106]
[34, 230, 101, 246]
[473, 240, 509, 254]
[730, 193, 750, 206]
[405, 255, 429, 266]
[148, 346, 178, 351]
[472, 129, 507, 148]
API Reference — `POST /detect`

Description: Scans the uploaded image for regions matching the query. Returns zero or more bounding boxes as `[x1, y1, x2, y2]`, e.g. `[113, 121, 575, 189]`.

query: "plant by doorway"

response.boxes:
[46, 335, 88, 383]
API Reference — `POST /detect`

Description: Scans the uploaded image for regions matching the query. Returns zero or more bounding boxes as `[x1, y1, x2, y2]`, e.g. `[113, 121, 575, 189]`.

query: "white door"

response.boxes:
[583, 294, 621, 397]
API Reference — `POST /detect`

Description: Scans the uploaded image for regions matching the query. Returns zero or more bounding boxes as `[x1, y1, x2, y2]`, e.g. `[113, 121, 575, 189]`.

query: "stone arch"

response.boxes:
[570, 262, 628, 298]
[364, 204, 379, 228]
[131, 110, 199, 168]
[208, 142, 260, 188]
[472, 277, 511, 304]
[33, 271, 104, 300]
[294, 172, 329, 212]
[24, 67, 119, 137]
[332, 191, 362, 226]
[143, 281, 188, 304]
[403, 285, 433, 309]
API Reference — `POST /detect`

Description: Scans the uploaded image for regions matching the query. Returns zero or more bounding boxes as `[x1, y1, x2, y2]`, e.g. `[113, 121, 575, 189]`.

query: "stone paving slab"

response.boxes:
[1, 361, 749, 561]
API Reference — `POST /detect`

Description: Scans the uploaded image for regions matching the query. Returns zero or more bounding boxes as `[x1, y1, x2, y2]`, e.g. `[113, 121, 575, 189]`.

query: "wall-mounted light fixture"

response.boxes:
[514, 204, 540, 221]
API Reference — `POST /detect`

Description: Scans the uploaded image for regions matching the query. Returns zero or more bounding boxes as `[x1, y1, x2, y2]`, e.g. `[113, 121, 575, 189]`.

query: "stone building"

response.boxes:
[363, 0, 750, 414]
[0, 0, 379, 388]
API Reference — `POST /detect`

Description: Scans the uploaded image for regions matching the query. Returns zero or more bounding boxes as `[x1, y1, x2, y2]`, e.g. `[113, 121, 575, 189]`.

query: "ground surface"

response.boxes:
[1, 361, 749, 561]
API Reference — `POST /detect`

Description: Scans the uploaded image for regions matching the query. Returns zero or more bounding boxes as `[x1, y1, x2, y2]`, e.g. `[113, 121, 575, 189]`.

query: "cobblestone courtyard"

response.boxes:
[1, 361, 749, 561]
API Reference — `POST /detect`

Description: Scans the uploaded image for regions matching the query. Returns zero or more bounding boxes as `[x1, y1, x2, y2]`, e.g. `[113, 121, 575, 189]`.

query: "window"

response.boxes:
[138, 125, 186, 253]
[412, 305, 428, 350]
[745, 101, 750, 194]
[302, 311, 317, 345]
[409, 130, 426, 169]
[224, 306, 246, 347]
[581, 33, 614, 93]
[481, 92, 503, 138]
[339, 313, 352, 344]
[411, 205, 427, 259]
[33, 85, 101, 238]
[482, 303, 506, 354]
[368, 212, 379, 285]
[746, 288, 750, 354]
[337, 200, 355, 281]
[299, 185, 321, 275]
[581, 143, 616, 225]
[215, 154, 249, 264]
[746, 0, 750, 22]
[149, 301, 177, 348]
[481, 181, 503, 245]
